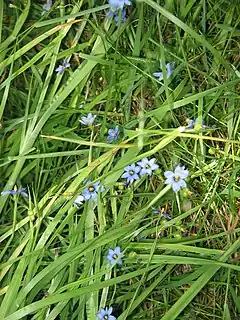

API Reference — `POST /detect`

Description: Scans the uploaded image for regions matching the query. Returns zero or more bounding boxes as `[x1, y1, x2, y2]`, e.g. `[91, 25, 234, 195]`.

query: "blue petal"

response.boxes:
[116, 259, 122, 265]
[108, 129, 115, 135]
[124, 165, 132, 171]
[122, 172, 130, 179]
[172, 181, 180, 192]
[107, 307, 113, 315]
[90, 192, 98, 201]
[153, 72, 163, 79]
[175, 165, 189, 179]
[179, 179, 186, 188]
[164, 171, 174, 179]
[20, 191, 29, 198]
[82, 190, 91, 200]
[1, 190, 14, 196]
[151, 163, 159, 170]
[96, 312, 103, 319]
[134, 166, 141, 174]
[128, 163, 136, 170]
[114, 246, 121, 255]
[132, 173, 139, 180]
[108, 248, 115, 255]
[139, 169, 147, 176]
[107, 254, 114, 262]
[166, 62, 174, 77]
[92, 181, 100, 191]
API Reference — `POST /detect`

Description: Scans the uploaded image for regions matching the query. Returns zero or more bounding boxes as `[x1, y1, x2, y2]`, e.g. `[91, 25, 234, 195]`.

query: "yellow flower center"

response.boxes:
[88, 186, 95, 192]
[174, 175, 180, 182]
[104, 316, 108, 320]
[145, 164, 150, 169]
[129, 170, 135, 175]
[113, 254, 118, 259]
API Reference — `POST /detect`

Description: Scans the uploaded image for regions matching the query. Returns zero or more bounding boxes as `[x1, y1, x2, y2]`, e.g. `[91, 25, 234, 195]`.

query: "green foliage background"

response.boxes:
[1, 0, 240, 319]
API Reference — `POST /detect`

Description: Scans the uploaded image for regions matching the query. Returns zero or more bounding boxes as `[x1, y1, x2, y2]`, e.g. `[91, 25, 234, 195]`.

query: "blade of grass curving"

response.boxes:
[5, 265, 158, 320]
[0, 19, 121, 213]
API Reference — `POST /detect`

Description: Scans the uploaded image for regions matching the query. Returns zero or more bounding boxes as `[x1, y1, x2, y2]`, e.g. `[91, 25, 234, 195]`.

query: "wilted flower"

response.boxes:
[107, 125, 119, 142]
[73, 194, 84, 207]
[1, 187, 28, 198]
[137, 158, 159, 176]
[82, 181, 104, 201]
[107, 246, 123, 265]
[152, 207, 171, 219]
[79, 113, 96, 126]
[109, 0, 131, 10]
[96, 307, 116, 320]
[121, 163, 141, 184]
[164, 165, 189, 192]
[55, 59, 70, 75]
[153, 61, 174, 80]
[43, 0, 52, 11]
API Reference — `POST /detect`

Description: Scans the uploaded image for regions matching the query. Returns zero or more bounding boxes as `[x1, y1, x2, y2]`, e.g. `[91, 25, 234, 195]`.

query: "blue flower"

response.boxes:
[43, 0, 52, 11]
[73, 194, 84, 208]
[109, 0, 131, 10]
[107, 246, 123, 265]
[82, 181, 104, 201]
[107, 125, 119, 142]
[55, 59, 70, 75]
[121, 163, 141, 184]
[153, 61, 174, 80]
[186, 118, 206, 129]
[164, 165, 189, 192]
[1, 187, 28, 198]
[79, 113, 96, 126]
[152, 207, 171, 219]
[137, 158, 159, 176]
[96, 307, 116, 320]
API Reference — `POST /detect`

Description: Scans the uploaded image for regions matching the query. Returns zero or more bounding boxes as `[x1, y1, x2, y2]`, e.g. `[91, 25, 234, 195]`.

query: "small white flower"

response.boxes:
[79, 113, 96, 126]
[73, 194, 84, 207]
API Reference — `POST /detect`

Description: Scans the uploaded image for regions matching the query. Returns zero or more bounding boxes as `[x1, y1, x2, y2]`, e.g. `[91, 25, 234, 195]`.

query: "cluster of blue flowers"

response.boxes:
[121, 160, 189, 192]
[121, 158, 159, 185]
[94, 164, 189, 318]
